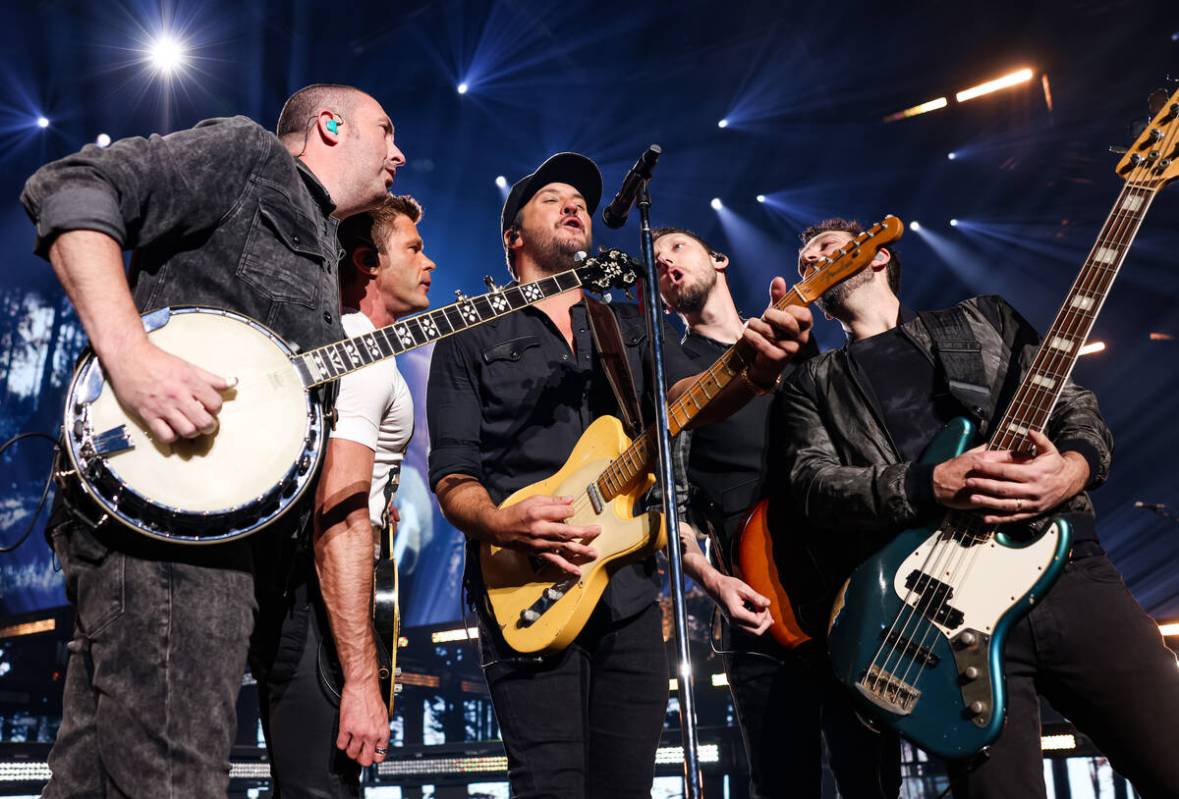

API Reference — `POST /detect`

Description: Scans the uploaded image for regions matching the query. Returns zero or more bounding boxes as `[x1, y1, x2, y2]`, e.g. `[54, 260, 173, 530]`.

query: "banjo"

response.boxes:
[61, 250, 638, 544]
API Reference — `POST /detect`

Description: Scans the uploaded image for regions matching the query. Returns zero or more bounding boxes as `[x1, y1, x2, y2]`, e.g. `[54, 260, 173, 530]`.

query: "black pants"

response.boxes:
[724, 633, 901, 799]
[480, 601, 669, 799]
[948, 553, 1179, 798]
[255, 579, 361, 798]
[43, 514, 257, 798]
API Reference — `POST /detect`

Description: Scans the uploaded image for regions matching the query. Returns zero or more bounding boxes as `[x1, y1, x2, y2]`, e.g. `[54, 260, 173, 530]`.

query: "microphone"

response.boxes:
[1135, 501, 1168, 510]
[602, 145, 662, 229]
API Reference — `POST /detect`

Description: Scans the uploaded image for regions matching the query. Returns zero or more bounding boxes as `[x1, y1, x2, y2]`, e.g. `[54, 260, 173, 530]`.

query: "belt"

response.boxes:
[1069, 539, 1105, 561]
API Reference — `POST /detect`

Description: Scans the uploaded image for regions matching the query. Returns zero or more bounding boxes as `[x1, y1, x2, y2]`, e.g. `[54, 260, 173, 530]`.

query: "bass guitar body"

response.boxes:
[735, 499, 812, 649]
[480, 416, 665, 655]
[826, 417, 1071, 759]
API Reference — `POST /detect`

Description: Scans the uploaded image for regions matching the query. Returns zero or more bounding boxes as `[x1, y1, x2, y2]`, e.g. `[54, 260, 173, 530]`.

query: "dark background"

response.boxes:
[2, 0, 1179, 629]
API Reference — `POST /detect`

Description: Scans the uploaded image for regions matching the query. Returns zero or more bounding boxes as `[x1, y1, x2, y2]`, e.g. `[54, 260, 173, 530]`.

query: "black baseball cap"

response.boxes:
[500, 152, 603, 235]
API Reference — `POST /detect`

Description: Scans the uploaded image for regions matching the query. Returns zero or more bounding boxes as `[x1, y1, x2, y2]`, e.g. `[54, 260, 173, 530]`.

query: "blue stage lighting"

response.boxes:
[950, 218, 959, 227]
[495, 175, 507, 189]
[710, 197, 723, 211]
[36, 116, 49, 129]
[147, 33, 186, 74]
[717, 118, 729, 129]
[96, 133, 111, 147]
[909, 220, 921, 231]
[457, 82, 469, 95]
[947, 152, 957, 160]
[756, 194, 766, 204]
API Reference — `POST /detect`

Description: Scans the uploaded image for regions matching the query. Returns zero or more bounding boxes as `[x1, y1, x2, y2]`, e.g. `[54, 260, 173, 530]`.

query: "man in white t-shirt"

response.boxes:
[260, 194, 434, 796]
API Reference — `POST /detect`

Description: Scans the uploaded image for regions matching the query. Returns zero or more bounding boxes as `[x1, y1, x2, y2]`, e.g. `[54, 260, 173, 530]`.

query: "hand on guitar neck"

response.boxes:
[931, 429, 1091, 524]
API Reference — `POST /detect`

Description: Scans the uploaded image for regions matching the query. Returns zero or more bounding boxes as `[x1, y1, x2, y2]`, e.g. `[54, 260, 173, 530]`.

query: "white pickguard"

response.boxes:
[893, 525, 1062, 637]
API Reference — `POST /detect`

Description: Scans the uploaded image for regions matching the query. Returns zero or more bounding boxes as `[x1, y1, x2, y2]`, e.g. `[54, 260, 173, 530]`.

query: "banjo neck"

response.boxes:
[293, 269, 589, 387]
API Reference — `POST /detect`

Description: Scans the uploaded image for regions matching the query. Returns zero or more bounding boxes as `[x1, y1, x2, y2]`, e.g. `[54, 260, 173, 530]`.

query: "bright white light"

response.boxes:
[457, 82, 469, 95]
[717, 118, 729, 129]
[96, 133, 111, 148]
[756, 194, 766, 204]
[956, 68, 1035, 103]
[1078, 341, 1106, 356]
[949, 218, 959, 227]
[710, 197, 723, 211]
[148, 34, 186, 74]
[36, 116, 49, 129]
[909, 220, 921, 231]
[494, 175, 507, 189]
[947, 151, 957, 160]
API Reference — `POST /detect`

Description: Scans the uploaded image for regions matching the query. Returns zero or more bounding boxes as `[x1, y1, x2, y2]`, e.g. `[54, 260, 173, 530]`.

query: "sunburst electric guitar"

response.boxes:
[481, 215, 905, 654]
[826, 89, 1179, 759]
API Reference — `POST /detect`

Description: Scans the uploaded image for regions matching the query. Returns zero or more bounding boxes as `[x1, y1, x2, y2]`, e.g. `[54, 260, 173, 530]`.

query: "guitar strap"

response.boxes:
[585, 298, 644, 439]
[918, 307, 992, 435]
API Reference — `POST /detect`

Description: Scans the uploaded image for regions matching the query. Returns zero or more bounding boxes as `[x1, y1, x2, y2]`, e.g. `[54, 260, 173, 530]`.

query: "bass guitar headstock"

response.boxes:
[1116, 85, 1179, 189]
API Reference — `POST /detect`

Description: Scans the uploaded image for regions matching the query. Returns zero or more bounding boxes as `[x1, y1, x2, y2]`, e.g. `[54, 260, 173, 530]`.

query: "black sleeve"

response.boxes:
[426, 334, 485, 490]
[20, 116, 270, 258]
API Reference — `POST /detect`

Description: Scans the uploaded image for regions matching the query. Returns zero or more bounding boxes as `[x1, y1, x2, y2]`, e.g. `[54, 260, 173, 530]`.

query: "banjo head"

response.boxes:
[64, 306, 325, 543]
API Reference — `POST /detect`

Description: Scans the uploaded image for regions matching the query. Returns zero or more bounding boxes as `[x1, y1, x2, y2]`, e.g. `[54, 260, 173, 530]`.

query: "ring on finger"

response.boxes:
[1015, 498, 1024, 512]
[375, 746, 387, 755]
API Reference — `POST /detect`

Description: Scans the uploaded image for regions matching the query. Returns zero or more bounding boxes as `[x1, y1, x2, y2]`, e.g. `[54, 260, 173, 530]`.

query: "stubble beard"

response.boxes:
[667, 270, 716, 316]
[814, 267, 872, 317]
[529, 224, 591, 274]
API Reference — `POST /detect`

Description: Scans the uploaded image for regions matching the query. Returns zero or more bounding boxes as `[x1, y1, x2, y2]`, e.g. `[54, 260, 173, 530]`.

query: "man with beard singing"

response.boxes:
[426, 152, 813, 798]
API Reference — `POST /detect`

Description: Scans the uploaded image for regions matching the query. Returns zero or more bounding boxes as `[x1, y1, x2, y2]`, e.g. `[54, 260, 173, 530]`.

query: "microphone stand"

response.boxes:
[635, 180, 704, 799]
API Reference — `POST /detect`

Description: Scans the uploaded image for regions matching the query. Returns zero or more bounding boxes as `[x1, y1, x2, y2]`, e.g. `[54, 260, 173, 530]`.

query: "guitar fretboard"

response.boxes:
[293, 271, 585, 386]
[593, 217, 901, 502]
[944, 181, 1158, 542]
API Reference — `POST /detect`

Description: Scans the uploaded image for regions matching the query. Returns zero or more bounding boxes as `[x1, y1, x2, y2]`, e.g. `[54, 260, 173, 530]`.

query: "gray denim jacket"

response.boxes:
[21, 115, 345, 354]
[781, 295, 1113, 569]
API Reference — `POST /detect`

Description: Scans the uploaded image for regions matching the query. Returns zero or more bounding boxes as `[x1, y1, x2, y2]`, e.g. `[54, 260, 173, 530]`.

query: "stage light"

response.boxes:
[148, 34, 187, 74]
[956, 67, 1034, 103]
[36, 116, 49, 129]
[947, 151, 957, 160]
[883, 97, 947, 122]
[1160, 621, 1179, 637]
[710, 197, 723, 211]
[950, 218, 959, 227]
[431, 626, 478, 644]
[1150, 332, 1175, 341]
[494, 175, 507, 189]
[96, 133, 111, 148]
[1041, 733, 1077, 752]
[457, 82, 469, 95]
[1078, 341, 1105, 356]
[909, 220, 921, 231]
[756, 194, 766, 204]
[717, 118, 729, 129]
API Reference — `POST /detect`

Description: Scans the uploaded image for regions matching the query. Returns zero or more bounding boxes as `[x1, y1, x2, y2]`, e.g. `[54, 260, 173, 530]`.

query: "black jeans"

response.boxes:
[480, 601, 669, 799]
[949, 553, 1179, 798]
[723, 634, 901, 799]
[255, 579, 360, 799]
[43, 518, 256, 798]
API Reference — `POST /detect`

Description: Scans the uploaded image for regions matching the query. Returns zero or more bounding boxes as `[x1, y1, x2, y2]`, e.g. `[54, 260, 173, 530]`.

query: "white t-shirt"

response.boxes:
[330, 310, 415, 529]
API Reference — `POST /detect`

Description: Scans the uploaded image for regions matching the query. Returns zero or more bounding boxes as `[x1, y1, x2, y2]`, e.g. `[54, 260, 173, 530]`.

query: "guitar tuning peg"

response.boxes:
[483, 275, 501, 291]
[574, 250, 588, 263]
[455, 289, 468, 301]
[1108, 146, 1129, 155]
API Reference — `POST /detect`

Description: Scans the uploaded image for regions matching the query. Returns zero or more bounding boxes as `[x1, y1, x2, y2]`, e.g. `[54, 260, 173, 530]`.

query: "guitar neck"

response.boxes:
[294, 271, 587, 386]
[987, 182, 1157, 457]
[593, 285, 811, 502]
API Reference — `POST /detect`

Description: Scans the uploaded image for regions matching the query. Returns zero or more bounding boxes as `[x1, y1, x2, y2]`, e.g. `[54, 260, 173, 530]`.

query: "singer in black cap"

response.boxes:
[426, 152, 813, 797]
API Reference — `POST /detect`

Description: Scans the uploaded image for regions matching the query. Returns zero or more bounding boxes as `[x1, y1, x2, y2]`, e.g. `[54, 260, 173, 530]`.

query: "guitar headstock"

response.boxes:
[793, 214, 905, 304]
[577, 248, 641, 293]
[1116, 85, 1179, 188]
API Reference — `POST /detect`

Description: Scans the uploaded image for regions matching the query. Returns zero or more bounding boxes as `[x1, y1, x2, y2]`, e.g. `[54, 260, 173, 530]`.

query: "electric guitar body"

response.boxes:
[827, 417, 1070, 759]
[480, 416, 664, 655]
[735, 498, 812, 649]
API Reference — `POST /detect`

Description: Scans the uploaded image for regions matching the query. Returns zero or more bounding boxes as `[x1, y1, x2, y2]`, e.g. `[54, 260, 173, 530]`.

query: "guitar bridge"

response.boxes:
[857, 664, 921, 716]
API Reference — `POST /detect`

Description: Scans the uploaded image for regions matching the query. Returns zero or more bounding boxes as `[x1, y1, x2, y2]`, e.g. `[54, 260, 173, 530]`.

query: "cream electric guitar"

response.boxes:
[61, 252, 638, 544]
[480, 216, 905, 654]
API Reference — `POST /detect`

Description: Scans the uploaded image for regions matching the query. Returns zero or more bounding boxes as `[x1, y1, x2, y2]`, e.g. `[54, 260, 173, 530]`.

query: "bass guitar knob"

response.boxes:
[968, 700, 988, 717]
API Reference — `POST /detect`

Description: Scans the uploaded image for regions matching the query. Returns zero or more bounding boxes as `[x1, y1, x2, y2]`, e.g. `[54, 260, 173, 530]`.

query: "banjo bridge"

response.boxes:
[91, 425, 135, 457]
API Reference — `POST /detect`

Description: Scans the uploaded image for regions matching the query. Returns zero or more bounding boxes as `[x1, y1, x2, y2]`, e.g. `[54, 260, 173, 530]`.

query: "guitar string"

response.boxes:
[865, 132, 1167, 700]
[887, 143, 1165, 701]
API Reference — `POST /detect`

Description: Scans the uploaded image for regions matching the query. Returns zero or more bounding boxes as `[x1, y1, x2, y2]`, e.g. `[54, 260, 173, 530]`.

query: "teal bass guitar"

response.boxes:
[827, 89, 1179, 759]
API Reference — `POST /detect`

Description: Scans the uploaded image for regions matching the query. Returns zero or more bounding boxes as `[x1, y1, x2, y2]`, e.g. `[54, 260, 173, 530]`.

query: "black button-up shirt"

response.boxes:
[427, 299, 697, 629]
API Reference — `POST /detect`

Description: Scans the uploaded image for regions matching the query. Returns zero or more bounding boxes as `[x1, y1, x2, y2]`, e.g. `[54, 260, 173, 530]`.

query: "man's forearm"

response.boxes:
[316, 513, 378, 683]
[47, 230, 148, 364]
[434, 474, 497, 542]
